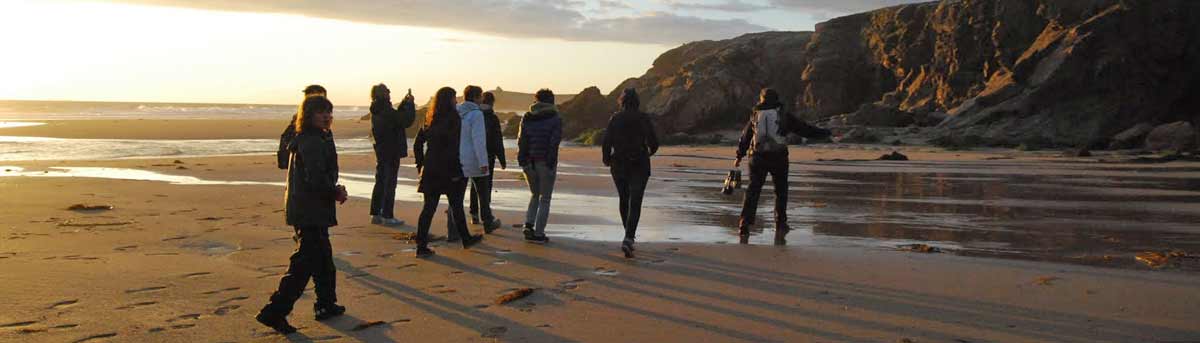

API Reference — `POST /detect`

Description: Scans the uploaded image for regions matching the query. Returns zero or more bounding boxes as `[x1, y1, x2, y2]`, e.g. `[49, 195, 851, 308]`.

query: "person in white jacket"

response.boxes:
[448, 85, 491, 241]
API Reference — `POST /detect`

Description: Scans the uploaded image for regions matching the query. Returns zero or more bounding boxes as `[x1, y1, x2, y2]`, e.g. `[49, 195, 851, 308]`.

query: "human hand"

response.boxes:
[480, 166, 489, 174]
[335, 185, 348, 204]
[734, 157, 742, 168]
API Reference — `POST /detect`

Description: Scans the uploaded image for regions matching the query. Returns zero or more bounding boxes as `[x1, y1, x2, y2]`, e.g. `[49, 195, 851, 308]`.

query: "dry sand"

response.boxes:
[1, 121, 1199, 342]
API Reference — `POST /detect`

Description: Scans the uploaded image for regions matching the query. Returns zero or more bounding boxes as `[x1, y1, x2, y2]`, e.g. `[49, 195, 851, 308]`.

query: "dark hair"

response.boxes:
[370, 83, 390, 102]
[303, 84, 326, 96]
[463, 85, 483, 102]
[295, 96, 334, 134]
[426, 87, 458, 129]
[758, 88, 781, 109]
[481, 91, 496, 105]
[535, 89, 555, 104]
[619, 88, 640, 112]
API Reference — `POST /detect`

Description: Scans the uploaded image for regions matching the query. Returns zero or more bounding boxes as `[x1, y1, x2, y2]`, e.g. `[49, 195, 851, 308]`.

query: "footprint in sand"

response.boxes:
[167, 314, 202, 323]
[592, 267, 620, 276]
[144, 252, 178, 256]
[557, 279, 588, 290]
[125, 286, 168, 294]
[201, 287, 240, 295]
[71, 333, 118, 343]
[0, 252, 16, 259]
[212, 305, 241, 316]
[113, 245, 138, 252]
[115, 301, 157, 310]
[161, 235, 190, 242]
[181, 272, 212, 279]
[0, 320, 39, 328]
[48, 299, 79, 310]
[397, 263, 418, 270]
[378, 253, 395, 258]
[218, 296, 249, 305]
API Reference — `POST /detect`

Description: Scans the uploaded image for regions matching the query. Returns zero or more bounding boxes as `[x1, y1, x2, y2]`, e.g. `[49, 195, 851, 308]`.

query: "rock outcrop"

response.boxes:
[558, 86, 617, 140]
[1145, 122, 1197, 152]
[610, 0, 1200, 149]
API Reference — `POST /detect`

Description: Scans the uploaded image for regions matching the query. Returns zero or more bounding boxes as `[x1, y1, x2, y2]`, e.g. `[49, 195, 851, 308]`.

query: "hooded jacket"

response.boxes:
[602, 109, 659, 169]
[517, 102, 563, 169]
[285, 129, 339, 227]
[456, 101, 490, 178]
[368, 97, 416, 158]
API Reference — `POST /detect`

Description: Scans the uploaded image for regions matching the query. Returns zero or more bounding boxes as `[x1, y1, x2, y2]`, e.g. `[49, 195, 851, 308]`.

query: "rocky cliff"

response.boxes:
[558, 86, 617, 139]
[600, 0, 1200, 149]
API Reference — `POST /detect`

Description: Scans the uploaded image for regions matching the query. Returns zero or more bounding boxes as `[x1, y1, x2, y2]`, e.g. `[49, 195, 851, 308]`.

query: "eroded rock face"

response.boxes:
[558, 86, 617, 140]
[617, 0, 1200, 148]
[1145, 122, 1197, 152]
[612, 32, 814, 135]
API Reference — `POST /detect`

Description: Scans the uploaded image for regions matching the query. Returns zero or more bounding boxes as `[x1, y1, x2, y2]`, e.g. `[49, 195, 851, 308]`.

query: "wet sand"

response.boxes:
[2, 143, 1200, 342]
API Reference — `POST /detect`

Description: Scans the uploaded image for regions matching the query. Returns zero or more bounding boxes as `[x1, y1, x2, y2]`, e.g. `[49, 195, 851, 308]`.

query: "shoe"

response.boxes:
[381, 218, 404, 226]
[416, 246, 435, 258]
[470, 215, 481, 225]
[737, 227, 751, 238]
[484, 219, 502, 234]
[313, 303, 346, 321]
[461, 234, 484, 249]
[621, 239, 635, 259]
[522, 228, 535, 240]
[370, 215, 383, 224]
[255, 311, 297, 334]
[526, 234, 549, 244]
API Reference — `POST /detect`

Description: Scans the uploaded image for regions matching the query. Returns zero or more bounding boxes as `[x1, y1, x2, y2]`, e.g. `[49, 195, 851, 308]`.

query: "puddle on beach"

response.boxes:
[5, 158, 1200, 271]
[0, 122, 45, 129]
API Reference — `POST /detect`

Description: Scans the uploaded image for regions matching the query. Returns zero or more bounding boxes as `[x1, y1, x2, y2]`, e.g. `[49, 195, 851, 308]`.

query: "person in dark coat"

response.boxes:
[257, 96, 349, 335]
[412, 87, 484, 257]
[601, 88, 659, 258]
[516, 89, 563, 244]
[278, 84, 326, 169]
[368, 84, 416, 226]
[734, 88, 830, 244]
[468, 91, 507, 231]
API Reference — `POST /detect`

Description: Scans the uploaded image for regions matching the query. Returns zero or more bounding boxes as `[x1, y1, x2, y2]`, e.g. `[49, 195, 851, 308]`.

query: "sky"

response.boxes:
[0, 0, 923, 105]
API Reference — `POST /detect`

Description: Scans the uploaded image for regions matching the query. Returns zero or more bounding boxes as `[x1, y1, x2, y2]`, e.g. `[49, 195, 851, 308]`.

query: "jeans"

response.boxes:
[261, 226, 337, 316]
[417, 180, 471, 247]
[523, 161, 556, 235]
[739, 152, 788, 231]
[369, 146, 401, 218]
[468, 165, 495, 224]
[611, 160, 650, 241]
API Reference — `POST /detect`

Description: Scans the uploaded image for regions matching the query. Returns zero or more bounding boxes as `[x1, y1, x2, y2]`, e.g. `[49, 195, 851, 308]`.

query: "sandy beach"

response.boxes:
[2, 120, 1199, 342]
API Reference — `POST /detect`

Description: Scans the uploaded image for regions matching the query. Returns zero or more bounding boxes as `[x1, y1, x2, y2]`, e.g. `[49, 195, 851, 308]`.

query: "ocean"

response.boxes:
[0, 99, 366, 120]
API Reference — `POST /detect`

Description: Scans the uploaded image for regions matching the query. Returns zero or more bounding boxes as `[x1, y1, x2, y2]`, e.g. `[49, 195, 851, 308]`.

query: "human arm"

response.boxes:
[644, 115, 659, 156]
[735, 117, 754, 167]
[413, 128, 427, 171]
[601, 115, 615, 166]
[548, 117, 562, 169]
[516, 115, 529, 168]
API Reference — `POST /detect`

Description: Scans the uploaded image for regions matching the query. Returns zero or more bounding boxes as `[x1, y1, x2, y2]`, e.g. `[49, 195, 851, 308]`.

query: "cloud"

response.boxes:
[766, 0, 928, 14]
[96, 0, 771, 45]
[663, 0, 770, 13]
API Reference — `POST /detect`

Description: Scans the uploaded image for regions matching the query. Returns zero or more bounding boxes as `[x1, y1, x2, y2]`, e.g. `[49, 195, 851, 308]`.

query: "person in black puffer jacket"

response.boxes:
[516, 89, 563, 244]
[257, 96, 349, 335]
[602, 88, 659, 258]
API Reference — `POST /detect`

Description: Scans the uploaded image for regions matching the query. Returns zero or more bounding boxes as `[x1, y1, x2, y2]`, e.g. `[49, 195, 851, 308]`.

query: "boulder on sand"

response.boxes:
[1109, 123, 1155, 150]
[1145, 121, 1197, 151]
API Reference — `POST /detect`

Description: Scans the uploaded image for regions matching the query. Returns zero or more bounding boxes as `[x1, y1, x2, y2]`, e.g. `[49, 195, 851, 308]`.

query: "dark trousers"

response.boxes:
[611, 160, 650, 241]
[262, 226, 337, 316]
[417, 180, 471, 247]
[370, 146, 401, 218]
[740, 153, 789, 231]
[468, 164, 496, 223]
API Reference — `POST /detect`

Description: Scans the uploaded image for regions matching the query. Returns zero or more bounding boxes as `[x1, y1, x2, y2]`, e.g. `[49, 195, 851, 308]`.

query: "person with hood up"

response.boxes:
[516, 89, 562, 244]
[601, 88, 659, 258]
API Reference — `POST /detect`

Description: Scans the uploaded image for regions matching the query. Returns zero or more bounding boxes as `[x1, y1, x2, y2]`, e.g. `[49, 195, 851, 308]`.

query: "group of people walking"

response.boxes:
[255, 84, 828, 334]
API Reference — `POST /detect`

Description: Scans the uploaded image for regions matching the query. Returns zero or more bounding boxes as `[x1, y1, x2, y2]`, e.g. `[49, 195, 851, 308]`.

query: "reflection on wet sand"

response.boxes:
[5, 157, 1199, 271]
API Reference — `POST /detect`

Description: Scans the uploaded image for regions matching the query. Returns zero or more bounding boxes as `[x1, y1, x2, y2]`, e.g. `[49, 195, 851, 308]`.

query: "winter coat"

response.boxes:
[736, 103, 831, 160]
[602, 109, 659, 173]
[456, 101, 489, 178]
[413, 116, 465, 194]
[368, 98, 417, 158]
[482, 106, 507, 168]
[285, 129, 339, 227]
[517, 102, 563, 169]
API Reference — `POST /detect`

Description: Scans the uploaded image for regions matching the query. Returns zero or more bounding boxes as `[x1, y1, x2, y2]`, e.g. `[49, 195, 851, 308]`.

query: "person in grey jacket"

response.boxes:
[367, 84, 416, 226]
[517, 89, 562, 243]
[257, 96, 349, 335]
[469, 91, 507, 231]
[455, 86, 499, 235]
